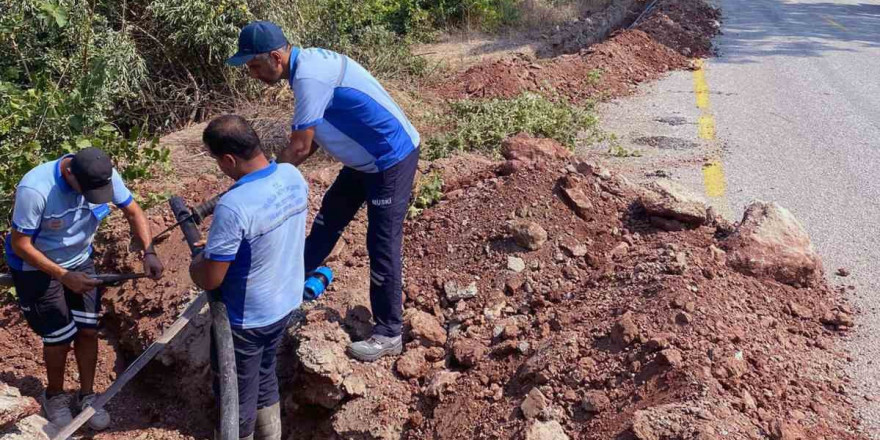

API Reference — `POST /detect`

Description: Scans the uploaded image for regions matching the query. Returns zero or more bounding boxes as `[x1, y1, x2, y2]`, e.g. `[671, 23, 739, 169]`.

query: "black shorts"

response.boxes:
[12, 259, 101, 346]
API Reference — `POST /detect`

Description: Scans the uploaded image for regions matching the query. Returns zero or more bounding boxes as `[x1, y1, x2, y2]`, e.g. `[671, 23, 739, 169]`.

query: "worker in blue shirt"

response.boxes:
[227, 21, 420, 362]
[190, 115, 308, 440]
[5, 147, 164, 430]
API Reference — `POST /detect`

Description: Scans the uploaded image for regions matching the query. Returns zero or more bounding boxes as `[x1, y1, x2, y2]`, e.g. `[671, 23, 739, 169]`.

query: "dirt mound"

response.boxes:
[637, 0, 721, 58]
[435, 0, 716, 102]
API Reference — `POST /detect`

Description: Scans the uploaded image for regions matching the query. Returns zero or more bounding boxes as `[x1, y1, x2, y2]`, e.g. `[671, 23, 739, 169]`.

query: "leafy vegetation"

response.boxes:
[408, 170, 444, 218]
[424, 93, 600, 159]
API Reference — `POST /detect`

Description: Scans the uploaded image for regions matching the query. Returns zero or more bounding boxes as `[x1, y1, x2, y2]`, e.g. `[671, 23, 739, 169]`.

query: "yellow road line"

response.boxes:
[702, 161, 727, 198]
[698, 114, 716, 140]
[691, 59, 730, 207]
[822, 15, 848, 31]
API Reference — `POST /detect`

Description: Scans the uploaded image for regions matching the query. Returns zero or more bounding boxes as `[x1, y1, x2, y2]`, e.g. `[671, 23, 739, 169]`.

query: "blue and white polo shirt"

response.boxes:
[5, 155, 134, 271]
[203, 162, 308, 329]
[289, 48, 420, 173]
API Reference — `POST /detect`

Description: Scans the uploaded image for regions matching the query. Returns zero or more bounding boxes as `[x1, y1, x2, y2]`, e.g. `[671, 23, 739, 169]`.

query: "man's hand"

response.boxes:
[143, 253, 164, 280]
[60, 271, 101, 294]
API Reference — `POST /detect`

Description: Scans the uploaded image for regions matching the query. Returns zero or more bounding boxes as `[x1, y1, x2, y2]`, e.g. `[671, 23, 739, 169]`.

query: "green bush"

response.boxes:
[0, 0, 170, 226]
[424, 93, 600, 160]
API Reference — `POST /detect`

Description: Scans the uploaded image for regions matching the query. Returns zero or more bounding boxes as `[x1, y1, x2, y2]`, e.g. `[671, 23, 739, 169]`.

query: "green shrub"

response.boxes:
[408, 170, 443, 218]
[424, 93, 600, 160]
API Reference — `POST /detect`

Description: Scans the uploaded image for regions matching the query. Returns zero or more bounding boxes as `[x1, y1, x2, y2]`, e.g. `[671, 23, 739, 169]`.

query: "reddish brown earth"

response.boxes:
[434, 0, 720, 102]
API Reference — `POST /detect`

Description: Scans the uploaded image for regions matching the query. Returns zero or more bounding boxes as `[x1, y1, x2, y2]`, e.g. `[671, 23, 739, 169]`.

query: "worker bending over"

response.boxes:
[228, 21, 419, 361]
[4, 147, 164, 430]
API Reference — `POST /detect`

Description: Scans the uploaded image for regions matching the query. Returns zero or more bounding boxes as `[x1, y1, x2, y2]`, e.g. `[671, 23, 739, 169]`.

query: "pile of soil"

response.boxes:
[261, 141, 864, 439]
[0, 140, 867, 440]
[434, 0, 719, 102]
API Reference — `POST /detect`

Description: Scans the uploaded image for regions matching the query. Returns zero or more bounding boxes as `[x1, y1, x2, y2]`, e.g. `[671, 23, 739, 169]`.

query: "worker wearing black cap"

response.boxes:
[3, 147, 164, 431]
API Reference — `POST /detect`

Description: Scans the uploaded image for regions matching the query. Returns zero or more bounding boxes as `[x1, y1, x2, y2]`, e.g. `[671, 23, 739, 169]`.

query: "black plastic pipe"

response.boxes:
[169, 196, 239, 440]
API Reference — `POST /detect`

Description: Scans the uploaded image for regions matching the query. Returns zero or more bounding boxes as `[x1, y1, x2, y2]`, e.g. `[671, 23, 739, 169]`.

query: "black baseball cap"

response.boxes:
[70, 147, 114, 204]
[227, 21, 289, 66]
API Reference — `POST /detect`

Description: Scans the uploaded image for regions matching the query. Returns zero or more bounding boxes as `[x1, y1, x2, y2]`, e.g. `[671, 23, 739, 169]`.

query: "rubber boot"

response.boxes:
[254, 403, 282, 440]
[213, 430, 253, 440]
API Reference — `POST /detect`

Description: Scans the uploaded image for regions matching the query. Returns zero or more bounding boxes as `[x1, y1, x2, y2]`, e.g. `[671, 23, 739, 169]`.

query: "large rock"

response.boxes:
[294, 323, 354, 409]
[0, 415, 58, 440]
[501, 134, 572, 163]
[521, 388, 550, 419]
[510, 220, 548, 251]
[444, 281, 478, 302]
[405, 310, 447, 347]
[525, 420, 570, 440]
[331, 394, 409, 440]
[0, 384, 38, 429]
[638, 180, 708, 226]
[724, 201, 823, 287]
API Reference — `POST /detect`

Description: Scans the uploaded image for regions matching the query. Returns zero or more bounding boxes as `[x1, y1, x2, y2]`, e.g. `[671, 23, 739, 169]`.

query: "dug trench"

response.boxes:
[0, 0, 866, 438]
[0, 133, 868, 439]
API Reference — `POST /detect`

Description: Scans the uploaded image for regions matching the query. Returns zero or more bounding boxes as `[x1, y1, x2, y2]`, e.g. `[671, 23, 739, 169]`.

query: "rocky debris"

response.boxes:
[510, 220, 549, 251]
[525, 420, 569, 440]
[821, 310, 855, 328]
[0, 384, 37, 429]
[508, 256, 527, 273]
[658, 348, 684, 368]
[501, 134, 572, 164]
[560, 242, 588, 257]
[770, 419, 807, 440]
[406, 310, 447, 347]
[426, 371, 460, 397]
[638, 179, 708, 227]
[582, 390, 611, 414]
[724, 201, 824, 287]
[631, 404, 713, 440]
[294, 323, 354, 409]
[611, 312, 639, 345]
[396, 348, 430, 379]
[521, 388, 550, 419]
[836, 267, 850, 277]
[444, 280, 479, 302]
[452, 338, 487, 368]
[0, 415, 58, 440]
[331, 394, 409, 440]
[559, 177, 594, 220]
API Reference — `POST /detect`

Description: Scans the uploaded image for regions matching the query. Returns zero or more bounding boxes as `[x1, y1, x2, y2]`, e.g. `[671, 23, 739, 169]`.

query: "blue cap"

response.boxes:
[227, 21, 288, 66]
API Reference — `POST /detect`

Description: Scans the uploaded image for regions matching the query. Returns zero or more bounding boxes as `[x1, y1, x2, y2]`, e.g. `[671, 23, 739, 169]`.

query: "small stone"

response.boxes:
[396, 348, 429, 379]
[426, 371, 460, 397]
[521, 388, 550, 419]
[582, 390, 611, 413]
[407, 310, 448, 347]
[517, 341, 531, 354]
[342, 375, 366, 397]
[444, 280, 478, 302]
[611, 312, 639, 345]
[609, 242, 630, 259]
[505, 277, 525, 295]
[836, 268, 850, 277]
[452, 338, 487, 368]
[561, 243, 588, 257]
[508, 256, 527, 273]
[658, 349, 684, 368]
[511, 220, 549, 251]
[525, 420, 569, 440]
[675, 312, 692, 325]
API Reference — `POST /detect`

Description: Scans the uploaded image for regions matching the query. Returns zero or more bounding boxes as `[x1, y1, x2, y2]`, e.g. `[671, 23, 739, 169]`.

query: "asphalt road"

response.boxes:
[595, 0, 880, 435]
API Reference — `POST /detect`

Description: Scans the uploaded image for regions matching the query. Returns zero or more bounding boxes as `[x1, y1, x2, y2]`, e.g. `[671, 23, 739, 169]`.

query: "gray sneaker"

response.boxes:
[41, 392, 73, 428]
[76, 392, 111, 431]
[347, 334, 402, 362]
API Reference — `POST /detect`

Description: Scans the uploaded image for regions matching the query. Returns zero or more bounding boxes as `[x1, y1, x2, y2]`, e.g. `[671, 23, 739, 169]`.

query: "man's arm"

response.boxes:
[120, 200, 164, 280]
[189, 252, 231, 291]
[278, 127, 318, 166]
[10, 231, 99, 293]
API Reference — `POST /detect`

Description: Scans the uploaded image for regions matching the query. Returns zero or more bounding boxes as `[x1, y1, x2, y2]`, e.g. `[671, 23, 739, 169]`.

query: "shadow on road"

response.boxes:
[717, 1, 880, 63]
